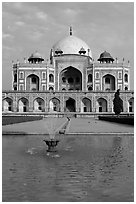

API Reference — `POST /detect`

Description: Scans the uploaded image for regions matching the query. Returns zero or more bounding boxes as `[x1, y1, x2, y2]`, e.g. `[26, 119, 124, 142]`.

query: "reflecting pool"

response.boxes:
[2, 135, 134, 202]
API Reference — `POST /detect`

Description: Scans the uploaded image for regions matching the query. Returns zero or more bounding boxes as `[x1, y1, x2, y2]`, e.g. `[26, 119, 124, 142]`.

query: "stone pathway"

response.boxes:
[2, 118, 67, 135]
[2, 117, 134, 135]
[66, 118, 134, 134]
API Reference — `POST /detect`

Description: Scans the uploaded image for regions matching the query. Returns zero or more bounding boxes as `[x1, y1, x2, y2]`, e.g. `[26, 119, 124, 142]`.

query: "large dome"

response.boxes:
[52, 35, 92, 58]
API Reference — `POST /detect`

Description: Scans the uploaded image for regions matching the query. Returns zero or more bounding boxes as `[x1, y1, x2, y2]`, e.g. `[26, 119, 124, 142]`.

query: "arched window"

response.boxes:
[49, 87, 54, 91]
[105, 77, 110, 84]
[88, 74, 92, 83]
[125, 86, 128, 91]
[49, 74, 54, 82]
[14, 74, 17, 82]
[88, 86, 93, 91]
[42, 85, 45, 91]
[124, 74, 128, 82]
[62, 88, 66, 91]
[42, 72, 46, 79]
[20, 72, 23, 79]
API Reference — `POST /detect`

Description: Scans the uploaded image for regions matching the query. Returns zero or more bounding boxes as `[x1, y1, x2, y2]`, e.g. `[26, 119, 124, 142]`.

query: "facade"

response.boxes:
[2, 28, 134, 114]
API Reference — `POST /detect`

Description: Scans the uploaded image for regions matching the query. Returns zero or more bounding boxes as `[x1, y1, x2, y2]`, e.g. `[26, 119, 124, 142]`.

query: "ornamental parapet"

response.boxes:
[2, 90, 134, 95]
[13, 63, 54, 69]
[94, 62, 130, 68]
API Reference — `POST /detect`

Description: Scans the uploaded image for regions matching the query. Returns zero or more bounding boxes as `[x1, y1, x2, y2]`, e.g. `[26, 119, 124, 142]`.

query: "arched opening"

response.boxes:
[3, 98, 13, 112]
[60, 66, 82, 91]
[96, 98, 107, 112]
[102, 74, 115, 91]
[14, 73, 17, 82]
[62, 88, 66, 91]
[26, 74, 39, 91]
[128, 98, 134, 112]
[124, 74, 128, 82]
[33, 98, 45, 112]
[88, 74, 92, 83]
[49, 98, 60, 112]
[81, 98, 92, 112]
[49, 74, 54, 82]
[88, 86, 93, 91]
[49, 87, 54, 91]
[18, 98, 29, 112]
[65, 98, 76, 112]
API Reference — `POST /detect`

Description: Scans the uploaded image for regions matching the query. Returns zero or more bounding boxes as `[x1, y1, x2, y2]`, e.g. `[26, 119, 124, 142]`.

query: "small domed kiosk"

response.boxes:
[28, 51, 44, 63]
[98, 51, 114, 63]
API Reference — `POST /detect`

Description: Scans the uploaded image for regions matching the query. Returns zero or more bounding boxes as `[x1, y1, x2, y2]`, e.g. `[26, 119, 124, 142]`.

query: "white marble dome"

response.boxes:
[52, 35, 92, 58]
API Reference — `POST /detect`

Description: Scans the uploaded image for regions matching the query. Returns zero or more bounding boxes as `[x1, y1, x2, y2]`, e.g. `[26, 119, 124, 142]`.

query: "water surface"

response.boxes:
[3, 134, 134, 202]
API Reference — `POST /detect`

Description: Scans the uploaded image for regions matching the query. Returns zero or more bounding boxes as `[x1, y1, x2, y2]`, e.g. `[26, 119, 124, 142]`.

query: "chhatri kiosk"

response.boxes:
[2, 27, 134, 114]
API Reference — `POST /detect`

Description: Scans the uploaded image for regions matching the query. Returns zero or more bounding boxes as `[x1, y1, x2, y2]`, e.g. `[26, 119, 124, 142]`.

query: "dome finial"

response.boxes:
[70, 26, 72, 35]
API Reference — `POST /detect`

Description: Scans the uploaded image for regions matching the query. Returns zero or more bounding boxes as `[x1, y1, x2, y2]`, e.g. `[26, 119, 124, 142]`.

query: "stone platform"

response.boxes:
[2, 117, 134, 135]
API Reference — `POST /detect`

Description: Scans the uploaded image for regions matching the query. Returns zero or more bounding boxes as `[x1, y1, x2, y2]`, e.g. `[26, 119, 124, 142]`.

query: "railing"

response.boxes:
[13, 63, 54, 68]
[93, 62, 130, 68]
[2, 90, 134, 94]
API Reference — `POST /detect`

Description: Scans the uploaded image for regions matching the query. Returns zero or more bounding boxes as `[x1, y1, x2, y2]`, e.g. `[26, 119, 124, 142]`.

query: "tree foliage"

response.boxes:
[113, 89, 123, 115]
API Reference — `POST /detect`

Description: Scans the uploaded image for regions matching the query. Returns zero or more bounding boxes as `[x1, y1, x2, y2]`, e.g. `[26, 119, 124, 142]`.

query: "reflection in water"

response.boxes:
[2, 135, 133, 202]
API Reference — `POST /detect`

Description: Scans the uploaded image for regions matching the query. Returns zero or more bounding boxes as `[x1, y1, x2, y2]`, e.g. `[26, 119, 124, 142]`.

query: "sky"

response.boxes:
[2, 2, 134, 90]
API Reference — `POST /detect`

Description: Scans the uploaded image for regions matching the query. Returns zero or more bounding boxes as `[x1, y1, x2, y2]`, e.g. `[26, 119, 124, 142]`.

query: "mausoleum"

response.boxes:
[2, 27, 134, 114]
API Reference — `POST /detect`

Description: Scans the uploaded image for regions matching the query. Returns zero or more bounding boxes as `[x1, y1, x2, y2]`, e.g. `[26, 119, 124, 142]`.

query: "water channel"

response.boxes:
[3, 134, 133, 202]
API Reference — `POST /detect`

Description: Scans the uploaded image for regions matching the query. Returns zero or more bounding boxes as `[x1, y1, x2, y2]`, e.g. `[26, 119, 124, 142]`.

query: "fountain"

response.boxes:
[43, 139, 59, 152]
[43, 118, 60, 152]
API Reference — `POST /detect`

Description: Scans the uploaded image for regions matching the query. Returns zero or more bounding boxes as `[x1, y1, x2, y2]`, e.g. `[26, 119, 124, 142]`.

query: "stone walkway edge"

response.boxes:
[2, 132, 134, 136]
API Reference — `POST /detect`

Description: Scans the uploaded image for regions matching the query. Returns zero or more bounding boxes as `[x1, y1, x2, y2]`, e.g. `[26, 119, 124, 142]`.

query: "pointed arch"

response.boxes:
[88, 74, 92, 83]
[49, 74, 54, 82]
[102, 74, 115, 91]
[33, 97, 45, 112]
[26, 74, 39, 91]
[81, 97, 92, 112]
[2, 97, 13, 112]
[96, 97, 107, 112]
[18, 97, 29, 112]
[128, 97, 134, 112]
[49, 97, 60, 112]
[60, 66, 82, 91]
[65, 97, 76, 112]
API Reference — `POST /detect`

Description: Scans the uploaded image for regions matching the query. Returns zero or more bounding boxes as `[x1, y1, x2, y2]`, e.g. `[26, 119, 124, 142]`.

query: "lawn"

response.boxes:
[2, 116, 43, 126]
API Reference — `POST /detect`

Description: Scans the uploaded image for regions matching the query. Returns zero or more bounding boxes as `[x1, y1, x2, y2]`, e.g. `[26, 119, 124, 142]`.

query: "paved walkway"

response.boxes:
[66, 118, 134, 134]
[2, 118, 67, 135]
[2, 117, 134, 135]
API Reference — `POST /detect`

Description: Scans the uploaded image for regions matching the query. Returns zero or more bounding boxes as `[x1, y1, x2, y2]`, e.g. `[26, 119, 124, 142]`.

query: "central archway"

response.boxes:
[26, 74, 39, 91]
[102, 74, 115, 91]
[65, 98, 76, 112]
[60, 66, 82, 91]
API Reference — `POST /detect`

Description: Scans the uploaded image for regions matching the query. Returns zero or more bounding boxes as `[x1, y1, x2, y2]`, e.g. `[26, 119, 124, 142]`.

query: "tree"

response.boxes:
[113, 89, 123, 116]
